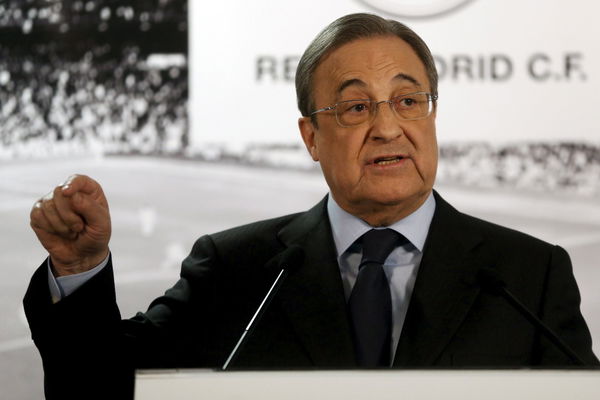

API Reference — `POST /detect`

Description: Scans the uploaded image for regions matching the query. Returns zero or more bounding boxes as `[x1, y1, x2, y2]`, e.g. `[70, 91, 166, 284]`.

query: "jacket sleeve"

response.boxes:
[23, 254, 130, 399]
[23, 235, 226, 400]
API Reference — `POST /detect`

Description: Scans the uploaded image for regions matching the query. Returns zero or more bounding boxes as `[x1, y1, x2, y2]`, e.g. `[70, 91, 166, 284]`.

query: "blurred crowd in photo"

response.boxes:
[191, 141, 600, 197]
[437, 142, 600, 196]
[0, 0, 188, 159]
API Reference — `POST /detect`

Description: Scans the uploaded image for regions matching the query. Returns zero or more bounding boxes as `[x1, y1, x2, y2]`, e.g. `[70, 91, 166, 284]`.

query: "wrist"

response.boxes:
[50, 249, 110, 277]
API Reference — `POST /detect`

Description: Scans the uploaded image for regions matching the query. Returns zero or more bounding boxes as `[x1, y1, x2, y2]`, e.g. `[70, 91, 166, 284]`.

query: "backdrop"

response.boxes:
[190, 0, 600, 144]
[1, 1, 599, 399]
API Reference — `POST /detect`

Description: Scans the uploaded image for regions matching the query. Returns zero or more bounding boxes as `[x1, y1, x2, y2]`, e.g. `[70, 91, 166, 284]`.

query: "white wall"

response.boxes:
[190, 0, 600, 146]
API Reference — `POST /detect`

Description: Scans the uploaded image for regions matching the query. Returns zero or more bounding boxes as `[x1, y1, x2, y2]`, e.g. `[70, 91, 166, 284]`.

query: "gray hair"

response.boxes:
[295, 13, 438, 119]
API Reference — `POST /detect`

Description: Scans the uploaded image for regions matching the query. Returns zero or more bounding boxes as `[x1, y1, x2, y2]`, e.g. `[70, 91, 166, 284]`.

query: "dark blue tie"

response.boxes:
[348, 229, 405, 367]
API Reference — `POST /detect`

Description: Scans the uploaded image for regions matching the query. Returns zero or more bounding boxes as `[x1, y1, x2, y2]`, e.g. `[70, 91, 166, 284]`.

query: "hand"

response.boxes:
[30, 175, 112, 276]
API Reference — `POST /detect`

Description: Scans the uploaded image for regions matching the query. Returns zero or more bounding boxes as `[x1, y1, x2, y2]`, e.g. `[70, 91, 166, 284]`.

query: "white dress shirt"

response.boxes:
[326, 192, 436, 363]
[47, 254, 109, 303]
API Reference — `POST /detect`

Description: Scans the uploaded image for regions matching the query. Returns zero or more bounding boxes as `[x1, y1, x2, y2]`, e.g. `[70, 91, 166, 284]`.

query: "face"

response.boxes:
[299, 35, 438, 226]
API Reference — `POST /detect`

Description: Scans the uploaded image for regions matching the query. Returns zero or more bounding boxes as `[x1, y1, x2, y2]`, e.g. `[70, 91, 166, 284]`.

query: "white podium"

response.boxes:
[135, 369, 600, 400]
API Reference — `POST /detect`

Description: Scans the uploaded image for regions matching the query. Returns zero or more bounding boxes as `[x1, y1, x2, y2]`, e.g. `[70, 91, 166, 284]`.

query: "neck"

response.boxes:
[339, 192, 431, 227]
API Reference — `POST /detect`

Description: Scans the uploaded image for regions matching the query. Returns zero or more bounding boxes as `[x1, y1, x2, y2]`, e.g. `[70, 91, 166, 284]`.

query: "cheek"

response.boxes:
[410, 124, 438, 177]
[321, 137, 364, 183]
[423, 132, 439, 180]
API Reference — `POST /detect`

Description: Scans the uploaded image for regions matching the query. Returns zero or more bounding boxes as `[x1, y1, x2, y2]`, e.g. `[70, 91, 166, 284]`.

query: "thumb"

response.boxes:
[61, 174, 102, 197]
[71, 192, 111, 231]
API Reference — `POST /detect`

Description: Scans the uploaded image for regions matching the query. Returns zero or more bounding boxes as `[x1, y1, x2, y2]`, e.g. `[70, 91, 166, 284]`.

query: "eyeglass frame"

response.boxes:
[309, 91, 438, 127]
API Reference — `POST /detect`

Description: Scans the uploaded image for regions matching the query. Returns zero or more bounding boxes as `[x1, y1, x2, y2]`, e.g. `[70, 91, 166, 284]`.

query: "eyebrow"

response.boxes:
[393, 73, 421, 87]
[336, 73, 422, 95]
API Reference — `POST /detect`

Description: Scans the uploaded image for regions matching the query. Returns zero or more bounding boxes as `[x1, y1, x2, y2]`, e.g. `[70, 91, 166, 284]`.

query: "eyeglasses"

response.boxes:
[310, 92, 438, 127]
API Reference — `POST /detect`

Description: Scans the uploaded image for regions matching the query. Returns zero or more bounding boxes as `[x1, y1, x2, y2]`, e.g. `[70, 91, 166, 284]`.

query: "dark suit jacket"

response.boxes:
[23, 191, 598, 399]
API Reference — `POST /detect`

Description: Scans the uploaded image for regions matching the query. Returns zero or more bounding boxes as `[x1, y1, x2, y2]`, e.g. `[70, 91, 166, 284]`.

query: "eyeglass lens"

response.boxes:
[337, 93, 432, 126]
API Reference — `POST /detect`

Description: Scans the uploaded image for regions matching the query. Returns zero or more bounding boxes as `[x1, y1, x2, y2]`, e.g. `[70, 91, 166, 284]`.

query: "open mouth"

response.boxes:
[373, 155, 405, 166]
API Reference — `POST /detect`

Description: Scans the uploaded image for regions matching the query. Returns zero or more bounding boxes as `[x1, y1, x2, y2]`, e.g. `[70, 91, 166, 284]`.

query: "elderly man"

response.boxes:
[25, 13, 597, 400]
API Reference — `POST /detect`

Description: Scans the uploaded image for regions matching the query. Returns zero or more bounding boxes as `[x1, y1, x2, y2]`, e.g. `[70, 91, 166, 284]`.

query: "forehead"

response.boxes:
[313, 35, 429, 100]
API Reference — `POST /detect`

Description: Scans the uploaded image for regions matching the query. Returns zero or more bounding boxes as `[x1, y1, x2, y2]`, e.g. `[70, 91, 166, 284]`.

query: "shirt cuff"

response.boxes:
[47, 254, 110, 303]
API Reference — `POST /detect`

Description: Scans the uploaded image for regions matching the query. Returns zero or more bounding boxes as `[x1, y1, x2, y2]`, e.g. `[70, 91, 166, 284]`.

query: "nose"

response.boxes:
[369, 100, 403, 141]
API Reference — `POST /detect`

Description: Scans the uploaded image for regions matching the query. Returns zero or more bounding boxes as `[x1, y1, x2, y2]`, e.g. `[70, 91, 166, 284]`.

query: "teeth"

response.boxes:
[375, 157, 402, 165]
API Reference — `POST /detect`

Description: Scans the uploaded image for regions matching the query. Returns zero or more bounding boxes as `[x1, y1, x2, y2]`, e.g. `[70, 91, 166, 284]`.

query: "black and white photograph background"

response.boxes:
[1, 1, 599, 398]
[1, 1, 190, 398]
[0, 0, 188, 160]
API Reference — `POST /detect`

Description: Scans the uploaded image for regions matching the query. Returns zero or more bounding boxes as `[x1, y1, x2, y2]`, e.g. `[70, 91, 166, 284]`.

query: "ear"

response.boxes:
[298, 117, 319, 161]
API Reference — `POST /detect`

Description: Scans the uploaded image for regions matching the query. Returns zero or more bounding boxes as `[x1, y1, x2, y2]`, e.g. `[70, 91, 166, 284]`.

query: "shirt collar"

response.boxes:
[327, 191, 436, 258]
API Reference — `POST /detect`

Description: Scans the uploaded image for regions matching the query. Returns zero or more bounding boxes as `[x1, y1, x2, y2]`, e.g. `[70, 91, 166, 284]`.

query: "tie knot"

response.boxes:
[359, 229, 406, 267]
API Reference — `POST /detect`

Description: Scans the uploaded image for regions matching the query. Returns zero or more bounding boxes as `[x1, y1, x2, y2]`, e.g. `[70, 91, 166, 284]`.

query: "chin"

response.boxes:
[370, 186, 424, 204]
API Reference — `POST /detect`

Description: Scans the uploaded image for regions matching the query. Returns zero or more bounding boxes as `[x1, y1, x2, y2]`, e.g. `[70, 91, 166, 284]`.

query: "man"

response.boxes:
[25, 13, 598, 400]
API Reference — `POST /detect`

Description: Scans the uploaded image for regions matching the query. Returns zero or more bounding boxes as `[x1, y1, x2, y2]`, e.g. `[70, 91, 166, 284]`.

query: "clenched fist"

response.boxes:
[30, 175, 111, 276]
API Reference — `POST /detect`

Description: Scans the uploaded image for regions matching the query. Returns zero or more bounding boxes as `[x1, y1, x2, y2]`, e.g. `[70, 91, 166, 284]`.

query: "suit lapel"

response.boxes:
[394, 191, 488, 366]
[276, 196, 356, 367]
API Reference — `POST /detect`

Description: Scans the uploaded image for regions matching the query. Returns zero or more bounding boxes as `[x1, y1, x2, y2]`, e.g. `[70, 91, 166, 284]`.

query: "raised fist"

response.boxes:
[30, 174, 111, 276]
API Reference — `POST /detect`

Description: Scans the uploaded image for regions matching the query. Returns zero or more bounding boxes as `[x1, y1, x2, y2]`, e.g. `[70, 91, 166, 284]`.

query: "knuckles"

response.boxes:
[53, 185, 63, 198]
[30, 175, 106, 233]
[40, 196, 56, 213]
[30, 184, 62, 226]
[29, 209, 42, 228]
[29, 203, 48, 232]
[30, 201, 44, 220]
